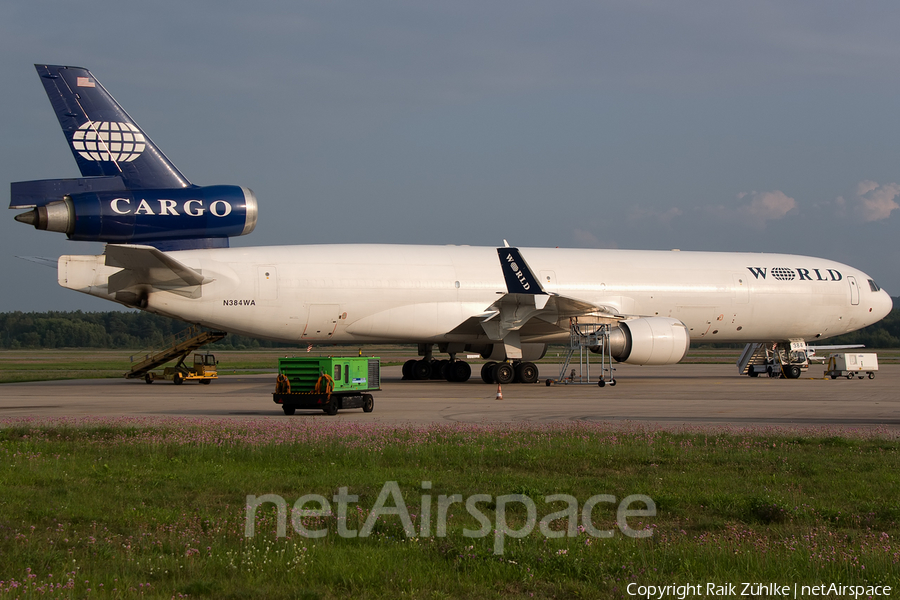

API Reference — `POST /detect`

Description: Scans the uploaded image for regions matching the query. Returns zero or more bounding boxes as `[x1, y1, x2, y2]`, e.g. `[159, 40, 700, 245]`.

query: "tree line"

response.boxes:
[0, 311, 299, 350]
[0, 302, 898, 350]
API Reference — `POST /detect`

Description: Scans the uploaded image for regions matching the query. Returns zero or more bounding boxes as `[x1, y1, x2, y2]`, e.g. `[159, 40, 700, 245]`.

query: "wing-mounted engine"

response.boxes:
[594, 316, 690, 365]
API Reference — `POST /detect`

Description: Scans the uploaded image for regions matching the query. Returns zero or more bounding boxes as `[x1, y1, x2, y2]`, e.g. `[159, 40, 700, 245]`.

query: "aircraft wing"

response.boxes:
[453, 245, 621, 356]
[104, 244, 212, 297]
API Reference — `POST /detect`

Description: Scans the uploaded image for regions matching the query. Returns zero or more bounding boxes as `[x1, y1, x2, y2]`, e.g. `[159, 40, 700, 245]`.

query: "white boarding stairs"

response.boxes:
[737, 343, 770, 375]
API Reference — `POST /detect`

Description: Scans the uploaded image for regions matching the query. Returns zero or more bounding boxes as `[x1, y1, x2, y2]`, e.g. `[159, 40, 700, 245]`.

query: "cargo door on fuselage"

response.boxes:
[302, 304, 339, 339]
[672, 305, 715, 339]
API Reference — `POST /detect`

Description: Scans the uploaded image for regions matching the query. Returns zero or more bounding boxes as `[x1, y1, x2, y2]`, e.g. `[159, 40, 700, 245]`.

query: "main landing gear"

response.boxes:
[480, 361, 539, 384]
[402, 359, 472, 382]
[402, 358, 540, 384]
[402, 343, 541, 384]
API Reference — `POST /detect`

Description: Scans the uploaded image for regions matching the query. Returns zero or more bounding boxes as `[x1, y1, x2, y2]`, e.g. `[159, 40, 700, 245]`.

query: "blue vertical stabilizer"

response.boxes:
[35, 64, 191, 190]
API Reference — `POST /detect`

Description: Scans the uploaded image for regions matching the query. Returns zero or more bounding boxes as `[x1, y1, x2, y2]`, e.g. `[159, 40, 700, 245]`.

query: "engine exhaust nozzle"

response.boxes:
[11, 199, 74, 234]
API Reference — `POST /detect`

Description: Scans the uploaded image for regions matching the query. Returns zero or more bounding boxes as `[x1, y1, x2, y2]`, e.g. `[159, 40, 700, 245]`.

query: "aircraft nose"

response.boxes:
[870, 290, 893, 323]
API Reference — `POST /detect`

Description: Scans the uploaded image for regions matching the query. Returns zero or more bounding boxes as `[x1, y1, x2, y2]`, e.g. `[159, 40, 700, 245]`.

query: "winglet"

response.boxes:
[496, 247, 546, 295]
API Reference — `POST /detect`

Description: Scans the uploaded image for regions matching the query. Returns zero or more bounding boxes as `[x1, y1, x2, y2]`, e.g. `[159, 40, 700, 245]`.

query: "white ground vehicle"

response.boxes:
[825, 353, 878, 380]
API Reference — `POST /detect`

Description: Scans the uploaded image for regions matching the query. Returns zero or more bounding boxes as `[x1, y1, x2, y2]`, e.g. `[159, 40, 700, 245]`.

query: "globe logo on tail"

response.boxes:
[71, 121, 146, 162]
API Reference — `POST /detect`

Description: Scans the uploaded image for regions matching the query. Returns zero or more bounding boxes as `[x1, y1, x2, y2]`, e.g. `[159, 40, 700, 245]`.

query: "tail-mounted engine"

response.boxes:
[13, 183, 257, 246]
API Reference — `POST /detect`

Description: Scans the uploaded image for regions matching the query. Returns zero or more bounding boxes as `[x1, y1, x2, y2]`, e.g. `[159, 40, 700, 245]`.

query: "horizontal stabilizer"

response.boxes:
[10, 177, 125, 209]
[104, 244, 210, 296]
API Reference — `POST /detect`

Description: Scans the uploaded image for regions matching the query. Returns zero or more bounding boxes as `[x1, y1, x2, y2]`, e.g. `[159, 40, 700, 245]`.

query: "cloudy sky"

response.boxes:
[1, 0, 899, 311]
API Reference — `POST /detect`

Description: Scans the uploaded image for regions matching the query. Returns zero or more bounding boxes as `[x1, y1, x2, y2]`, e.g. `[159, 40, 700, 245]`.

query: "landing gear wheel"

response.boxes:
[598, 379, 606, 388]
[448, 361, 471, 382]
[323, 398, 339, 415]
[430, 360, 447, 380]
[412, 360, 432, 380]
[515, 362, 539, 384]
[481, 362, 497, 384]
[492, 363, 515, 385]
[173, 372, 184, 385]
[362, 394, 374, 413]
[144, 374, 153, 384]
[282, 406, 296, 416]
[402, 359, 416, 380]
[787, 365, 802, 379]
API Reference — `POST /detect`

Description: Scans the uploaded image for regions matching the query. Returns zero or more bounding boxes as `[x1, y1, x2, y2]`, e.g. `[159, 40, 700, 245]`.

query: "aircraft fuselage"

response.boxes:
[60, 244, 893, 345]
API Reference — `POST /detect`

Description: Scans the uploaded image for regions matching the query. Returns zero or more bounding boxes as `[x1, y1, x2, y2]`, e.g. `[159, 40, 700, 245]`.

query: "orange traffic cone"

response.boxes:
[496, 383, 503, 400]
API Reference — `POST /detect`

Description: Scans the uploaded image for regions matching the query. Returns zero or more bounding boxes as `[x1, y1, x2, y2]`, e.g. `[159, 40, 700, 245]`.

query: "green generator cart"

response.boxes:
[273, 356, 380, 415]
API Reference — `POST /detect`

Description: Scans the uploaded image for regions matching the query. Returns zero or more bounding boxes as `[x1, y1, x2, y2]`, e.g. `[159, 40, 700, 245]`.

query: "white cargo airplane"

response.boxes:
[12, 65, 894, 384]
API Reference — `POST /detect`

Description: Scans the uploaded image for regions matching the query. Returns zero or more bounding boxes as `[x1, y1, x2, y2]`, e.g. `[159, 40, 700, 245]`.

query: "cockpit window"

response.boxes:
[868, 279, 881, 292]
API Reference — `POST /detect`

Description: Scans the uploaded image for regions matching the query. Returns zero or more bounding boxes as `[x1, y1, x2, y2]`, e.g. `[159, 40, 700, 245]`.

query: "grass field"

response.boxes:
[2, 347, 899, 384]
[0, 420, 897, 599]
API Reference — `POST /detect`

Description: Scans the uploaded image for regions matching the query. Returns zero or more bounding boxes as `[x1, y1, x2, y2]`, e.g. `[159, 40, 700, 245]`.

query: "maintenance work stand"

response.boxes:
[547, 319, 617, 387]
